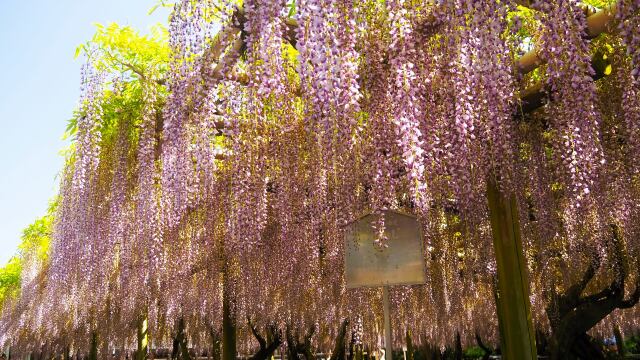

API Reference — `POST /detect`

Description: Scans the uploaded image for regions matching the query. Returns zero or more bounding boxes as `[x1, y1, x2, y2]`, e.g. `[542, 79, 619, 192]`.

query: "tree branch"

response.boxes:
[329, 319, 350, 360]
[475, 332, 493, 356]
[248, 317, 267, 350]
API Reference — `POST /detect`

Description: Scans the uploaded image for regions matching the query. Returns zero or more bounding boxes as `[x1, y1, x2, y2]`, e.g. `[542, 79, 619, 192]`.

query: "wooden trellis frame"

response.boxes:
[202, 1, 619, 116]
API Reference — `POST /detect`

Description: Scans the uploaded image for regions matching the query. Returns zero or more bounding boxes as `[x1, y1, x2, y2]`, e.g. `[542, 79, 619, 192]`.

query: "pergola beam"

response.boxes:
[216, 2, 620, 78]
[199, 2, 622, 153]
[520, 50, 611, 115]
[517, 3, 618, 75]
[206, 2, 621, 117]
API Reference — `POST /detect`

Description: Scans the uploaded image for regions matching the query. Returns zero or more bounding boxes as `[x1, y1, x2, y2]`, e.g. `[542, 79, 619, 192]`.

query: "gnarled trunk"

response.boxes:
[247, 318, 282, 360]
[90, 332, 98, 360]
[405, 330, 414, 360]
[209, 327, 221, 360]
[171, 318, 191, 360]
[475, 332, 493, 360]
[286, 325, 316, 360]
[546, 225, 640, 360]
[329, 319, 349, 360]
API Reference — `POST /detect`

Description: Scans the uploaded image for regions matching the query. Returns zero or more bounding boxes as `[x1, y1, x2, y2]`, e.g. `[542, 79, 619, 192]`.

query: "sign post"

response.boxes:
[382, 286, 392, 359]
[345, 210, 426, 360]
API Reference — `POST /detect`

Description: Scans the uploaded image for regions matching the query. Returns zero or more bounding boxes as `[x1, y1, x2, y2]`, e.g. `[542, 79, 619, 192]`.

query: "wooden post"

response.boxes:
[486, 179, 537, 360]
[382, 286, 392, 360]
[137, 316, 149, 360]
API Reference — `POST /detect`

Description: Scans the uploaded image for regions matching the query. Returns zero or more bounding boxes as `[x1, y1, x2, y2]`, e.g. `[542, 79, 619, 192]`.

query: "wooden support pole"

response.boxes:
[136, 316, 149, 360]
[486, 179, 537, 360]
[382, 286, 393, 360]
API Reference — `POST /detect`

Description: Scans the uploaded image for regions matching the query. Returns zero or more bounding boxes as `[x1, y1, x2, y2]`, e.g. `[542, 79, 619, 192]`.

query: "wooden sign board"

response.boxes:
[344, 210, 426, 288]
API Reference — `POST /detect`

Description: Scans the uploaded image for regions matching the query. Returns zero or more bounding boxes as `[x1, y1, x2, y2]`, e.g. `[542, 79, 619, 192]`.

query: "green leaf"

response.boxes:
[288, 0, 297, 18]
[148, 4, 161, 15]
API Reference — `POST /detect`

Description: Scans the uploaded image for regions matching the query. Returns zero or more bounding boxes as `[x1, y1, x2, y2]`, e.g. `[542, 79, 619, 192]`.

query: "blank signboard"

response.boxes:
[344, 210, 426, 288]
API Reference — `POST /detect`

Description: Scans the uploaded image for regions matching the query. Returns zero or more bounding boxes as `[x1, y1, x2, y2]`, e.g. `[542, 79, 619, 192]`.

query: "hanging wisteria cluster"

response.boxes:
[2, 0, 640, 358]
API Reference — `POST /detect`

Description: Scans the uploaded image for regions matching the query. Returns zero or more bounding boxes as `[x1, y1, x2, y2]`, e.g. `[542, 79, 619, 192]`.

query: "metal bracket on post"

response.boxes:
[486, 179, 537, 360]
[382, 286, 392, 360]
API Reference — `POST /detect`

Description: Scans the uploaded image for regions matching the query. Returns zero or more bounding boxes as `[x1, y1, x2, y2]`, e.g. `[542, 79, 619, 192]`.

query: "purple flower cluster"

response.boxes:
[6, 0, 640, 355]
[535, 0, 605, 209]
[618, 0, 640, 82]
[297, 0, 362, 162]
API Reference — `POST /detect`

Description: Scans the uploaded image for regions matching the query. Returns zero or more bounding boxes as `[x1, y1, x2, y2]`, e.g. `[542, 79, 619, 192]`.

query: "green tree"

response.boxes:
[0, 200, 55, 308]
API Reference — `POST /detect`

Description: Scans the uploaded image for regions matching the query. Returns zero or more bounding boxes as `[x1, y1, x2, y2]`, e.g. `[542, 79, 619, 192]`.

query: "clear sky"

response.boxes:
[0, 1, 170, 266]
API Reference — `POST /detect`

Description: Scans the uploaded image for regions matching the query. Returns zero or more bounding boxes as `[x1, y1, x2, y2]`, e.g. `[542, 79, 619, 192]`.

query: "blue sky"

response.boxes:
[0, 1, 170, 265]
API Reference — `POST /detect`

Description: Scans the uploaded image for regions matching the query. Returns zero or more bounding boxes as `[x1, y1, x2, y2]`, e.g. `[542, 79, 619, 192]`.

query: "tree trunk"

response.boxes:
[248, 319, 282, 360]
[405, 331, 414, 360]
[546, 225, 640, 360]
[453, 332, 462, 360]
[422, 343, 439, 360]
[534, 326, 548, 356]
[475, 333, 492, 360]
[90, 332, 98, 360]
[286, 327, 298, 360]
[209, 328, 221, 360]
[329, 320, 349, 360]
[222, 270, 236, 360]
[286, 325, 316, 360]
[614, 325, 626, 357]
[172, 318, 191, 360]
[172, 337, 180, 360]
